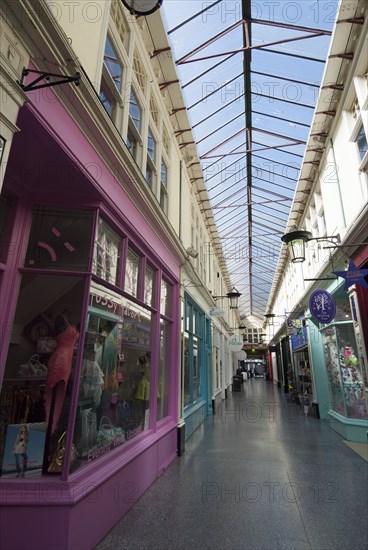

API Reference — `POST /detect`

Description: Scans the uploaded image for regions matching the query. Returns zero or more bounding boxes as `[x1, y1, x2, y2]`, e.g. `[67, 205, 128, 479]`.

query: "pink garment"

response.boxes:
[45, 325, 79, 434]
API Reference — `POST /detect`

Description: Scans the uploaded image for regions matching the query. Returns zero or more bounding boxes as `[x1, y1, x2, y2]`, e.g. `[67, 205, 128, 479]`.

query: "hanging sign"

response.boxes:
[309, 289, 336, 324]
[228, 336, 243, 352]
[236, 350, 247, 360]
[333, 260, 368, 290]
[287, 319, 303, 335]
[209, 308, 225, 317]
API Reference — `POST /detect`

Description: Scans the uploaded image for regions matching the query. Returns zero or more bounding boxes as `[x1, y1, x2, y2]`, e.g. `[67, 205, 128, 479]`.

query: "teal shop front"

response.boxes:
[307, 283, 368, 442]
[182, 294, 212, 440]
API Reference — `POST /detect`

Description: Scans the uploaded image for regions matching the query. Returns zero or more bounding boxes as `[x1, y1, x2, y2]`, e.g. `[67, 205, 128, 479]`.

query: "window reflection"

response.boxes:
[73, 285, 152, 471]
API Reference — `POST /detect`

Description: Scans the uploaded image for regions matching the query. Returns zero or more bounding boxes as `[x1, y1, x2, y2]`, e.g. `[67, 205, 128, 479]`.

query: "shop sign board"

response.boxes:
[228, 336, 243, 352]
[209, 308, 225, 317]
[309, 289, 336, 324]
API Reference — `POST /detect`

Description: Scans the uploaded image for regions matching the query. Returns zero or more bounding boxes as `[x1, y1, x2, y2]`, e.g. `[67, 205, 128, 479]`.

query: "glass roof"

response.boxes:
[162, 0, 336, 321]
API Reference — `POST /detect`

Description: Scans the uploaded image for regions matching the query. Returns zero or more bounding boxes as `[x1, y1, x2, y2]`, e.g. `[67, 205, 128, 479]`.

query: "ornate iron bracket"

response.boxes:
[17, 68, 80, 92]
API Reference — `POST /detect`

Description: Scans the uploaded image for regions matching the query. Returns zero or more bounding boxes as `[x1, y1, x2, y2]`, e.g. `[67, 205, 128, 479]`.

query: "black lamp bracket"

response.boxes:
[307, 234, 341, 247]
[18, 68, 80, 92]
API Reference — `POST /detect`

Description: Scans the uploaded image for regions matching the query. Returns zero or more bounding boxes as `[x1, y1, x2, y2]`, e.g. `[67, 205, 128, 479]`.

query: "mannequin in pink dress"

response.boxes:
[45, 311, 79, 434]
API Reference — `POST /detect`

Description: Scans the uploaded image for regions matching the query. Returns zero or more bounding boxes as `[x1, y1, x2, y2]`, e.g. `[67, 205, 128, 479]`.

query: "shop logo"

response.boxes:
[309, 289, 336, 324]
[333, 260, 368, 290]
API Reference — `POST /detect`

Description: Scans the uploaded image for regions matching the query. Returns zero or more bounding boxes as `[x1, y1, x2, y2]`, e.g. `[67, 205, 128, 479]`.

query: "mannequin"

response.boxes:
[45, 311, 79, 434]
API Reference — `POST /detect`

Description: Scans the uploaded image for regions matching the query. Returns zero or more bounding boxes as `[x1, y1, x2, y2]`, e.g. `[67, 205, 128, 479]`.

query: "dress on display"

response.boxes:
[45, 324, 79, 434]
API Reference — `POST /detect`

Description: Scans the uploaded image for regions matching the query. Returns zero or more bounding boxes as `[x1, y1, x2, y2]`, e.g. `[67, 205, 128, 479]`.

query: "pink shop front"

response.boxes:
[0, 98, 180, 549]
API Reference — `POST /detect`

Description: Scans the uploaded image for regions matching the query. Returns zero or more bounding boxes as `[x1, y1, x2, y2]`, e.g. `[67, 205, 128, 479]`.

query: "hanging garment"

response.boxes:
[81, 359, 105, 406]
[134, 375, 150, 401]
[45, 325, 79, 434]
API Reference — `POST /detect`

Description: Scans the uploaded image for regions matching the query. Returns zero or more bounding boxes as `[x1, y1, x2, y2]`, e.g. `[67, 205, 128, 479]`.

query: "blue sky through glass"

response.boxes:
[162, 0, 337, 319]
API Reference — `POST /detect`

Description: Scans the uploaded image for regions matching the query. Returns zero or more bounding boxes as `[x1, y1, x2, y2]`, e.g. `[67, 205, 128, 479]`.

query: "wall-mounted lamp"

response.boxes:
[121, 0, 163, 15]
[264, 313, 278, 327]
[186, 246, 199, 259]
[212, 287, 242, 309]
[281, 230, 340, 263]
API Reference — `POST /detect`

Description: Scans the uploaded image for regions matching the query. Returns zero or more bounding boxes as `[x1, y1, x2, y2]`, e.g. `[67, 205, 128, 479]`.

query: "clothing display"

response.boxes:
[45, 324, 79, 434]
[81, 359, 105, 406]
[134, 374, 150, 401]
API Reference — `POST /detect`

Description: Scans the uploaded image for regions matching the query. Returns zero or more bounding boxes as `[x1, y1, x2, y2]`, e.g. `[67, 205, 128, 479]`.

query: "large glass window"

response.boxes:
[72, 284, 152, 472]
[0, 274, 86, 478]
[183, 297, 205, 409]
[157, 320, 170, 420]
[183, 333, 190, 408]
[25, 206, 94, 271]
[322, 323, 368, 420]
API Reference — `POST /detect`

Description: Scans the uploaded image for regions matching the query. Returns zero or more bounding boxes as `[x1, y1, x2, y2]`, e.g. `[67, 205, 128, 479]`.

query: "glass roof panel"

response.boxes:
[162, 0, 335, 319]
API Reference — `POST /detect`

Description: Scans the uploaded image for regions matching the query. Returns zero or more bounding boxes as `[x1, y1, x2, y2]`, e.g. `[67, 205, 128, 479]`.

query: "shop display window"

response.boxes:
[157, 320, 170, 421]
[183, 334, 190, 408]
[322, 322, 368, 420]
[24, 206, 94, 271]
[183, 297, 205, 409]
[0, 273, 86, 478]
[1, 205, 176, 477]
[72, 283, 154, 471]
[293, 349, 312, 398]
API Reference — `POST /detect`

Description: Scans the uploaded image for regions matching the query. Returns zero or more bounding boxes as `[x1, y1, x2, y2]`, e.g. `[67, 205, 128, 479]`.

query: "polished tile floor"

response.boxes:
[95, 379, 368, 550]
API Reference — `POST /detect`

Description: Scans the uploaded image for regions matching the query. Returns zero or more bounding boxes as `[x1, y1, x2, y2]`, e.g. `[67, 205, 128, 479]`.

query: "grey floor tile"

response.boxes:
[95, 380, 368, 550]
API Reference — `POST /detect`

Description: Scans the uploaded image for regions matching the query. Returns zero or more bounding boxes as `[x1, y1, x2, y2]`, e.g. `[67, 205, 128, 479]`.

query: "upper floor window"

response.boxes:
[150, 93, 159, 128]
[356, 124, 368, 162]
[130, 90, 142, 133]
[104, 37, 122, 91]
[160, 161, 168, 214]
[147, 127, 156, 162]
[110, 0, 129, 50]
[162, 125, 170, 156]
[146, 127, 156, 190]
[133, 49, 146, 95]
[100, 82, 115, 116]
[126, 127, 138, 160]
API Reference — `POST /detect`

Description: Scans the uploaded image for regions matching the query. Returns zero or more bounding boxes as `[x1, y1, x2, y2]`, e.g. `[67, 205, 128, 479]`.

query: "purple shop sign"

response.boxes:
[309, 289, 336, 324]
